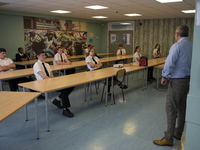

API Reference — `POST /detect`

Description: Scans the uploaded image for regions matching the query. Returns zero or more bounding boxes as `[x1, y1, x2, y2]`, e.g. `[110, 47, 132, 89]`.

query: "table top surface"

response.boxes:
[0, 91, 41, 122]
[18, 57, 166, 93]
[14, 53, 114, 65]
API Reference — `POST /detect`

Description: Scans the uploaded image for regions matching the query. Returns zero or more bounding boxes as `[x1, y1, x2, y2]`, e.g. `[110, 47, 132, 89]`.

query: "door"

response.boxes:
[109, 30, 133, 55]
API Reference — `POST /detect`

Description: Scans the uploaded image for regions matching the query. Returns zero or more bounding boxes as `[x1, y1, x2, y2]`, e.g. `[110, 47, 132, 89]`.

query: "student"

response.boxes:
[33, 50, 74, 117]
[84, 44, 91, 55]
[61, 43, 70, 58]
[16, 47, 30, 69]
[133, 46, 155, 81]
[0, 48, 41, 94]
[117, 44, 126, 56]
[153, 44, 162, 58]
[86, 46, 102, 71]
[54, 47, 75, 75]
[16, 47, 29, 62]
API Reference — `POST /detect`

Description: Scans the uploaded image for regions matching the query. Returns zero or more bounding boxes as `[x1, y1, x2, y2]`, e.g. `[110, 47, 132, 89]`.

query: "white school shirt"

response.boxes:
[153, 49, 159, 58]
[116, 48, 126, 55]
[33, 60, 52, 80]
[86, 55, 100, 71]
[133, 52, 142, 62]
[0, 58, 14, 72]
[53, 53, 67, 65]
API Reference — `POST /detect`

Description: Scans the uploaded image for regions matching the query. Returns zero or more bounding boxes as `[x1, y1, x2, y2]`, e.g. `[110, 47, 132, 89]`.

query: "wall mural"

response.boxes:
[24, 17, 87, 59]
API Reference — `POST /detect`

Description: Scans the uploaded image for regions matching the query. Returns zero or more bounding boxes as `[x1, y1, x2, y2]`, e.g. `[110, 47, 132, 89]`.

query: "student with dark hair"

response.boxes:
[16, 47, 30, 69]
[0, 48, 42, 96]
[153, 44, 162, 58]
[133, 46, 155, 81]
[84, 44, 91, 55]
[16, 47, 29, 62]
[117, 44, 126, 56]
[33, 50, 74, 117]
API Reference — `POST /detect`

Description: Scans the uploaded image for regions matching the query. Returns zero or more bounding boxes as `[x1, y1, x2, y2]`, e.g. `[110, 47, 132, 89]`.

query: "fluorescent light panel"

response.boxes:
[120, 23, 132, 25]
[124, 13, 142, 16]
[51, 10, 71, 14]
[156, 0, 182, 3]
[92, 16, 108, 19]
[182, 10, 196, 13]
[85, 5, 108, 10]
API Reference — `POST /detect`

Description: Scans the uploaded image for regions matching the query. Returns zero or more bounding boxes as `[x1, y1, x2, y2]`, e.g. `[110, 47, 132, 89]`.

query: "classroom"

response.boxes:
[0, 0, 199, 150]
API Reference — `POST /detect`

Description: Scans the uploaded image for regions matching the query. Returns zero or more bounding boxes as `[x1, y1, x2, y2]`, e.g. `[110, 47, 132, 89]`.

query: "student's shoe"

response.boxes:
[164, 131, 181, 140]
[153, 138, 173, 146]
[62, 109, 74, 118]
[38, 95, 45, 99]
[119, 84, 128, 89]
[52, 99, 63, 109]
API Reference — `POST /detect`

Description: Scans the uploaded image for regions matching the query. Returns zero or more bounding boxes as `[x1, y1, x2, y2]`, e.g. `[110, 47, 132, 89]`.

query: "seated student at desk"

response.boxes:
[86, 46, 102, 71]
[54, 47, 75, 75]
[34, 50, 74, 118]
[153, 44, 162, 59]
[0, 48, 40, 93]
[15, 47, 30, 69]
[84, 44, 91, 55]
[116, 44, 127, 64]
[134, 46, 155, 81]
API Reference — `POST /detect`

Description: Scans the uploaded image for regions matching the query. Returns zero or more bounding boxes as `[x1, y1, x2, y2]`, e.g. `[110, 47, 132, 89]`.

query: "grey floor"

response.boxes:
[0, 71, 185, 150]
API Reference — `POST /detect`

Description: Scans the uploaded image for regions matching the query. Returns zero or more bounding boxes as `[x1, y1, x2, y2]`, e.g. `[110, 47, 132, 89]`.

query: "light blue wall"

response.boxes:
[0, 10, 108, 60]
[185, 0, 200, 149]
[0, 14, 24, 59]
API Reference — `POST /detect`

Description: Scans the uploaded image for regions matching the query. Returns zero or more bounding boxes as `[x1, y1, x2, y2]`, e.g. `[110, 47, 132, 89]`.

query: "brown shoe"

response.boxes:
[164, 131, 181, 140]
[153, 138, 173, 146]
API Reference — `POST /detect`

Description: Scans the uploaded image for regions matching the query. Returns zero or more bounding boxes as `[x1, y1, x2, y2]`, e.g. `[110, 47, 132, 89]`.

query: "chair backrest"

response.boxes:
[116, 68, 126, 82]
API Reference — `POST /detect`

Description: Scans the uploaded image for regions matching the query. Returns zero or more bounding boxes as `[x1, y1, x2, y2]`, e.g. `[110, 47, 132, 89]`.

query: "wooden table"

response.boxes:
[155, 64, 165, 89]
[0, 91, 41, 139]
[14, 53, 114, 69]
[18, 57, 166, 132]
[1, 55, 133, 91]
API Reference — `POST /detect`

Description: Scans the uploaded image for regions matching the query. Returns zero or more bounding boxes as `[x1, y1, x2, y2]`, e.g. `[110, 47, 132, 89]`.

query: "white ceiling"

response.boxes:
[0, 0, 195, 21]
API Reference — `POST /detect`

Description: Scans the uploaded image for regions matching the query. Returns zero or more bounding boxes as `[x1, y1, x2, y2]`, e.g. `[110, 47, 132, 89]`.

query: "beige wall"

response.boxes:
[134, 17, 194, 58]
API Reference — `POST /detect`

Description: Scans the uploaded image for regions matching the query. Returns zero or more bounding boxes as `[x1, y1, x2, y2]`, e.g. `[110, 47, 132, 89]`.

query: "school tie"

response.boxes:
[92, 57, 97, 64]
[120, 50, 122, 55]
[42, 63, 49, 77]
[60, 54, 63, 62]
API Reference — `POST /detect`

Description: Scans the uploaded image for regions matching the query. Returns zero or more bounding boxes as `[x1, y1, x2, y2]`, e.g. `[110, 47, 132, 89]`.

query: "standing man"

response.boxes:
[153, 25, 193, 146]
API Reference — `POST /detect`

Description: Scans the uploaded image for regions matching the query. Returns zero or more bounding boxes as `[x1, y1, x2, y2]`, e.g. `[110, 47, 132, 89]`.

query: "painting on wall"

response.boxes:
[110, 34, 119, 44]
[24, 29, 87, 59]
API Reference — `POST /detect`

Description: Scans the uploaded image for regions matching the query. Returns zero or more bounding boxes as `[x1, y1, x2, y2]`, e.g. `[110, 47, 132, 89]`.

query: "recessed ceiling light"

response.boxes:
[85, 5, 108, 10]
[50, 10, 71, 14]
[120, 23, 132, 25]
[124, 13, 142, 17]
[92, 16, 108, 19]
[156, 0, 182, 3]
[181, 10, 196, 13]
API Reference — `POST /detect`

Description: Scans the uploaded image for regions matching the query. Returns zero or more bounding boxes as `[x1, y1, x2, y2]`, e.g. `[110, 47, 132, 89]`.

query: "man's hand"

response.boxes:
[161, 77, 168, 85]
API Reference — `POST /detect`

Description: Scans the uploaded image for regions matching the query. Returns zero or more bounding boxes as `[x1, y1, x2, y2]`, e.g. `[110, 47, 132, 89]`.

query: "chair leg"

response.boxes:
[95, 82, 98, 95]
[122, 89, 125, 101]
[101, 84, 105, 101]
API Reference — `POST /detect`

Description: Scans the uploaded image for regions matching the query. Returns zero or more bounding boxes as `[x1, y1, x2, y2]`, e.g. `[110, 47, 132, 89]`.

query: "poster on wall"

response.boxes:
[110, 34, 119, 44]
[24, 29, 87, 59]
[122, 34, 131, 45]
[24, 17, 87, 58]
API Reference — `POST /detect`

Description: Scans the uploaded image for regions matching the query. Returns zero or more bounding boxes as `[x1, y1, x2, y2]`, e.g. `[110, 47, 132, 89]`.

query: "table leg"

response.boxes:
[23, 87, 28, 121]
[45, 93, 50, 132]
[142, 69, 144, 91]
[84, 83, 86, 101]
[25, 65, 27, 69]
[90, 82, 92, 100]
[157, 68, 159, 89]
[34, 97, 39, 139]
[146, 68, 148, 90]
[105, 78, 108, 107]
[111, 76, 114, 105]
[0, 80, 2, 91]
